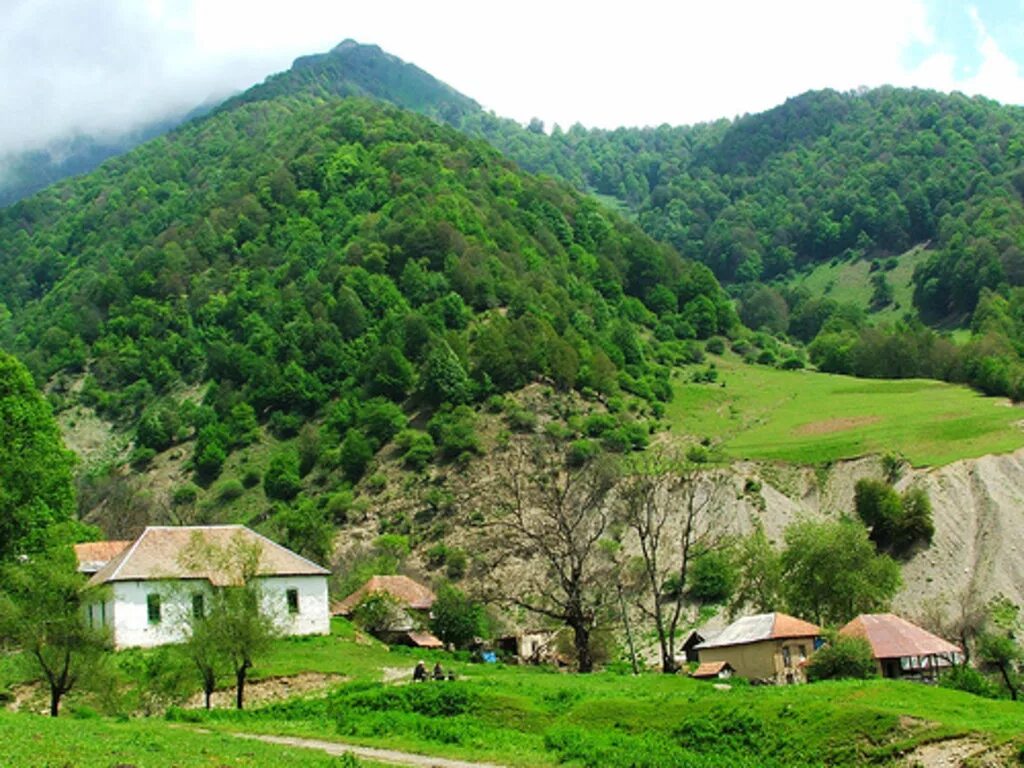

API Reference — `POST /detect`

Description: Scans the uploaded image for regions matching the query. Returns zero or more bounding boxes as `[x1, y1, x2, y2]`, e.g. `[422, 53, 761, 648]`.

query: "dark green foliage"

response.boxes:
[686, 549, 738, 605]
[940, 664, 1000, 699]
[274, 497, 334, 565]
[854, 479, 934, 555]
[429, 584, 486, 649]
[395, 429, 435, 471]
[419, 342, 472, 406]
[263, 451, 302, 502]
[428, 405, 480, 459]
[806, 636, 877, 681]
[0, 351, 79, 560]
[339, 430, 374, 482]
[567, 439, 601, 468]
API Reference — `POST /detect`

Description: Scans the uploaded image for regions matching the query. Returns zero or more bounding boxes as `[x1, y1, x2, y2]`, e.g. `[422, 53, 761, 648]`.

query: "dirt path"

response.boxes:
[230, 731, 510, 768]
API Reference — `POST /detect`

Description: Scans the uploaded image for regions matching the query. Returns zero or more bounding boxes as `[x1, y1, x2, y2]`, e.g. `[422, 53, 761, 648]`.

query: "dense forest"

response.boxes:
[0, 91, 736, 516]
[212, 42, 1024, 400]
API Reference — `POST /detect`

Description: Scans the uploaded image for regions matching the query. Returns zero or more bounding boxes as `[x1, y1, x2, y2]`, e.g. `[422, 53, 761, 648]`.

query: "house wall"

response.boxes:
[102, 575, 329, 649]
[698, 637, 816, 684]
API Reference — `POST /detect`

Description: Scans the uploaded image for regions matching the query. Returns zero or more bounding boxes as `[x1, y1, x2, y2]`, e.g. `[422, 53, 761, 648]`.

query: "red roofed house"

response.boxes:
[695, 612, 821, 684]
[332, 575, 442, 648]
[78, 525, 330, 649]
[839, 613, 962, 680]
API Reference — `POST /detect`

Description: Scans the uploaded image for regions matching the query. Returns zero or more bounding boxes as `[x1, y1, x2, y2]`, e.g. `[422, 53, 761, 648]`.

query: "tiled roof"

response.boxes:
[691, 660, 733, 678]
[406, 631, 444, 649]
[839, 614, 961, 659]
[73, 540, 132, 573]
[695, 612, 820, 649]
[85, 526, 329, 588]
[332, 575, 436, 615]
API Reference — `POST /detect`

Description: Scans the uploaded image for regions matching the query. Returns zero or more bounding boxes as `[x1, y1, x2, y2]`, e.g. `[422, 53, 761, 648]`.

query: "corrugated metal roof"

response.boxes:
[694, 612, 820, 649]
[85, 526, 329, 588]
[332, 575, 437, 614]
[839, 614, 961, 659]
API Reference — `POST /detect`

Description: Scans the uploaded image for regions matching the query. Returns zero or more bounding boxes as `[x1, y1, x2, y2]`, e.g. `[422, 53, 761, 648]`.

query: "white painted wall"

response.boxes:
[99, 575, 329, 649]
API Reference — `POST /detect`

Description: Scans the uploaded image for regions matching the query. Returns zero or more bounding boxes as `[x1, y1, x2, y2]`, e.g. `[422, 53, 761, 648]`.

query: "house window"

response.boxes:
[192, 593, 205, 619]
[87, 604, 95, 628]
[147, 593, 162, 625]
[782, 645, 792, 667]
[100, 600, 106, 626]
[798, 645, 807, 661]
[286, 588, 299, 615]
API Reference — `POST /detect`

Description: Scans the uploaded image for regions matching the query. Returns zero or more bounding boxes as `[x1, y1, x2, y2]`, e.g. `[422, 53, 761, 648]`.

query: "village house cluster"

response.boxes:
[75, 525, 964, 683]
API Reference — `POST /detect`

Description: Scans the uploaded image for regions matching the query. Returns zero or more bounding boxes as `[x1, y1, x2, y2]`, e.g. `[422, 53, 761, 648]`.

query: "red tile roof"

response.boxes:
[73, 540, 132, 572]
[691, 660, 734, 678]
[332, 575, 436, 615]
[839, 614, 961, 659]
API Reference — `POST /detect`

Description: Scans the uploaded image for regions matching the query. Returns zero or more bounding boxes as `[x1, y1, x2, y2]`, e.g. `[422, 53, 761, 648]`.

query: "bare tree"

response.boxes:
[481, 438, 618, 673]
[617, 451, 729, 673]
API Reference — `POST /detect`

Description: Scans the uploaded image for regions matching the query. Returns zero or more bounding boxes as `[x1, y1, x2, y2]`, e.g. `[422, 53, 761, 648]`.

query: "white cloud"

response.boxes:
[0, 0, 1022, 161]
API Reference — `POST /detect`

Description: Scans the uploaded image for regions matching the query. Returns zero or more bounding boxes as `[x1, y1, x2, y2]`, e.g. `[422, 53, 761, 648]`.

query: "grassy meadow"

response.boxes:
[667, 357, 1024, 466]
[3, 621, 1023, 767]
[788, 247, 929, 324]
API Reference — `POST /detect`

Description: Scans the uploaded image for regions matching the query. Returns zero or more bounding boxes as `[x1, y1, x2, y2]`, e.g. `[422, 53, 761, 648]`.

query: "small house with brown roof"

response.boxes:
[332, 575, 441, 647]
[839, 613, 962, 680]
[695, 612, 821, 684]
[83, 525, 330, 649]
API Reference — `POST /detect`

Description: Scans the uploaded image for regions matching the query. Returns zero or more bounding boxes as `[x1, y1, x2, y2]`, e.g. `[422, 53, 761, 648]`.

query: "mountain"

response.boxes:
[0, 102, 218, 208]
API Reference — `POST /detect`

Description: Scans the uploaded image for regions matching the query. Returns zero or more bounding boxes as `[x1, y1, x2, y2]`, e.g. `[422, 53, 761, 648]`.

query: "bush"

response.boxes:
[430, 584, 486, 648]
[687, 549, 738, 604]
[172, 483, 200, 506]
[428, 405, 480, 460]
[264, 451, 302, 501]
[340, 429, 374, 481]
[940, 664, 1000, 699]
[567, 439, 600, 467]
[506, 406, 538, 432]
[806, 636, 877, 681]
[396, 429, 435, 471]
[241, 468, 261, 488]
[705, 336, 726, 355]
[214, 478, 245, 503]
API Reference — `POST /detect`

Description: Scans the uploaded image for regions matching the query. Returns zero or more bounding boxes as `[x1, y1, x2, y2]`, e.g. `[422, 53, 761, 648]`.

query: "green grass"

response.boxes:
[789, 246, 930, 323]
[0, 709, 372, 767]
[6, 622, 1023, 767]
[184, 665, 1024, 768]
[667, 357, 1024, 466]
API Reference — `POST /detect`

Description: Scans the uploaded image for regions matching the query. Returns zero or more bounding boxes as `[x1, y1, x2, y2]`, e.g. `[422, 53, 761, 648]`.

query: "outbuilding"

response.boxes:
[838, 613, 962, 680]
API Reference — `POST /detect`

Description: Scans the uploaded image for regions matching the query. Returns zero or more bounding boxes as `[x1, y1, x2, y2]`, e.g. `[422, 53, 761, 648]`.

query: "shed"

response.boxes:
[691, 660, 735, 680]
[839, 613, 962, 680]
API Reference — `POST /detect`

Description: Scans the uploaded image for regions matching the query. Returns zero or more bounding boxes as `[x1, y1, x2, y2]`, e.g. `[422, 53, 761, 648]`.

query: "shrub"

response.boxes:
[340, 429, 374, 482]
[940, 664, 1000, 698]
[428, 405, 480, 460]
[396, 429, 435, 471]
[687, 549, 738, 604]
[326, 490, 354, 524]
[352, 592, 404, 634]
[172, 483, 200, 506]
[583, 412, 617, 437]
[430, 584, 486, 648]
[806, 636, 877, 681]
[214, 478, 245, 503]
[705, 336, 726, 355]
[567, 439, 600, 467]
[506, 406, 538, 432]
[241, 468, 261, 488]
[264, 451, 302, 501]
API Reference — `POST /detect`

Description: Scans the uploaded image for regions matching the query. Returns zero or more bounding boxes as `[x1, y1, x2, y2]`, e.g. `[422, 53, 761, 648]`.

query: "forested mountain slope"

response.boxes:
[0, 88, 735, 533]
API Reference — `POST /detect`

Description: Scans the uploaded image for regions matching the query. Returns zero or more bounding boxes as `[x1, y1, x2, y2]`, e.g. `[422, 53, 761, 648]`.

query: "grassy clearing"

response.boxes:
[180, 664, 1024, 768]
[789, 246, 930, 324]
[0, 709, 373, 767]
[5, 622, 1023, 767]
[666, 357, 1024, 466]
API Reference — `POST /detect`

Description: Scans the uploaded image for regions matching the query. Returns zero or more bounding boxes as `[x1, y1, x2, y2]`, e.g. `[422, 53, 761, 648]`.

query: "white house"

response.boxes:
[77, 525, 331, 649]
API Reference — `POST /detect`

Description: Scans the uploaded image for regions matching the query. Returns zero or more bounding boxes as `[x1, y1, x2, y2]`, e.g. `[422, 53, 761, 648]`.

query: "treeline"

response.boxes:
[0, 95, 736, 485]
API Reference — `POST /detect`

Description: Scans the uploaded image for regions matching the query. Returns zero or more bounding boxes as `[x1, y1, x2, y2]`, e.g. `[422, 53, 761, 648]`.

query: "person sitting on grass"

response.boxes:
[433, 662, 445, 681]
[413, 661, 427, 682]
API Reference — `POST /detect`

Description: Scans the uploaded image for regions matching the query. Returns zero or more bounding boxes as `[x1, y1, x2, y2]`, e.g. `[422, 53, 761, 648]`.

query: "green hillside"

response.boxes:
[668, 356, 1024, 466]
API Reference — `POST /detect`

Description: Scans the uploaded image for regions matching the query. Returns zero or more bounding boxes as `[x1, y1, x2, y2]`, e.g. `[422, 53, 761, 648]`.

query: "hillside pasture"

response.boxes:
[667, 358, 1024, 466]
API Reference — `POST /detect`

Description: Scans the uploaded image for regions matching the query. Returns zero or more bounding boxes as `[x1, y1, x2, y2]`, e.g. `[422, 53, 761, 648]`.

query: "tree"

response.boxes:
[274, 497, 334, 565]
[806, 635, 877, 681]
[854, 479, 933, 555]
[430, 584, 486, 649]
[180, 533, 279, 709]
[978, 597, 1022, 701]
[780, 518, 901, 626]
[616, 451, 729, 673]
[0, 351, 78, 561]
[263, 450, 302, 501]
[729, 523, 784, 617]
[182, 610, 220, 710]
[0, 545, 109, 716]
[482, 438, 618, 672]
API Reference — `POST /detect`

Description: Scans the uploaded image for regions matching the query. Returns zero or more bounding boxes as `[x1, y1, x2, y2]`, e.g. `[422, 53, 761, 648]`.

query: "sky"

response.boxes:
[3, 0, 1024, 159]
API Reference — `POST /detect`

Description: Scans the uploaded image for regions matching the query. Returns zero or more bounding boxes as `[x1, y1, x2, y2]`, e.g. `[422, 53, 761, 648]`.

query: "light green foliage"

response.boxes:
[806, 636, 877, 681]
[429, 584, 486, 649]
[668, 357, 1024, 466]
[395, 428, 435, 471]
[427, 405, 481, 459]
[854, 479, 934, 555]
[0, 546, 110, 715]
[781, 519, 901, 626]
[686, 548, 738, 605]
[0, 351, 78, 560]
[352, 592, 404, 635]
